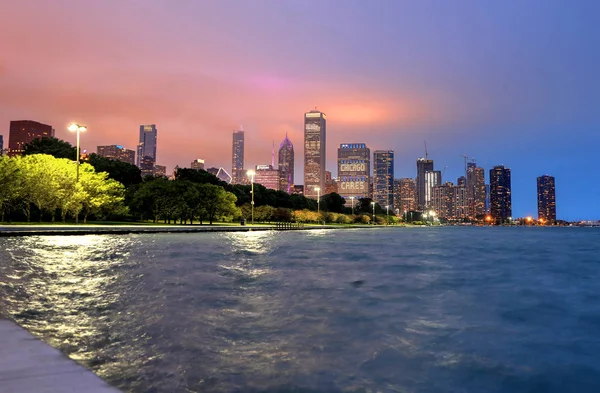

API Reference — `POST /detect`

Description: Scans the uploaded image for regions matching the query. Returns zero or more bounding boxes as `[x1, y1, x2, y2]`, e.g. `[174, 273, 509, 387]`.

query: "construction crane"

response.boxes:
[442, 165, 448, 180]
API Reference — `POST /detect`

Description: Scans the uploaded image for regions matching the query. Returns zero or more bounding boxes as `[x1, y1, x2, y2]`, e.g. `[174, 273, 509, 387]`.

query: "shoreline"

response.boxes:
[0, 223, 385, 237]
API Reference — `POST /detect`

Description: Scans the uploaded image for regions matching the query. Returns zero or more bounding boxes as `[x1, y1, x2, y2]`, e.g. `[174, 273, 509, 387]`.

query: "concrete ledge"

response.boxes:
[0, 319, 120, 392]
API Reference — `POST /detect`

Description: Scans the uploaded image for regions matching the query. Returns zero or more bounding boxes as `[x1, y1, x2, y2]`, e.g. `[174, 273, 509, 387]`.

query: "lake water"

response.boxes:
[1, 227, 600, 393]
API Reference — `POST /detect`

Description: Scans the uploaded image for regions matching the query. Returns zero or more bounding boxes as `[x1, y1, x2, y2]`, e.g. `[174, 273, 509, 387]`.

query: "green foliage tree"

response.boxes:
[321, 192, 346, 213]
[22, 137, 77, 160]
[87, 153, 142, 187]
[0, 156, 22, 221]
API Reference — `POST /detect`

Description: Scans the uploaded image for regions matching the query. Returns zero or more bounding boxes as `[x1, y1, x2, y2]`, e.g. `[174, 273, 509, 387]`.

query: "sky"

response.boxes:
[1, 0, 599, 220]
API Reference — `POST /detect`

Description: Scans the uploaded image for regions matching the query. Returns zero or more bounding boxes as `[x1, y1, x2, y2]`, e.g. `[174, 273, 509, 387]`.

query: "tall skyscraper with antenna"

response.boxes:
[304, 109, 326, 199]
[278, 133, 294, 193]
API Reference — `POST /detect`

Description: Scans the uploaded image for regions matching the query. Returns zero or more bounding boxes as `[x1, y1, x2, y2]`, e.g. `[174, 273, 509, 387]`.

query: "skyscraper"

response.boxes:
[255, 164, 280, 190]
[467, 163, 486, 218]
[394, 178, 417, 213]
[373, 150, 394, 207]
[424, 170, 442, 209]
[97, 145, 136, 165]
[232, 129, 245, 184]
[191, 159, 205, 170]
[537, 175, 556, 224]
[337, 143, 370, 203]
[489, 165, 512, 224]
[8, 120, 54, 157]
[432, 182, 468, 220]
[0, 135, 3, 155]
[416, 158, 434, 210]
[278, 133, 294, 193]
[304, 110, 326, 199]
[136, 124, 157, 167]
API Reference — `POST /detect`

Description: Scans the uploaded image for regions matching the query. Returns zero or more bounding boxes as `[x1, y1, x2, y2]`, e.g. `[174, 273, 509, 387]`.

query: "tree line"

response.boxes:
[0, 136, 400, 224]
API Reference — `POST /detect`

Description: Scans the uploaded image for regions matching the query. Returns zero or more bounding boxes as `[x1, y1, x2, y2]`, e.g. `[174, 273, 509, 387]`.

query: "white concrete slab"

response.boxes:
[0, 319, 120, 393]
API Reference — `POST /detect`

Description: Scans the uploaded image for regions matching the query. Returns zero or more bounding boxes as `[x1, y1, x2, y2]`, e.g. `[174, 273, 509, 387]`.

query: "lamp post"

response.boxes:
[371, 201, 375, 224]
[385, 205, 389, 224]
[350, 196, 355, 215]
[247, 170, 255, 225]
[67, 123, 87, 182]
[315, 186, 321, 214]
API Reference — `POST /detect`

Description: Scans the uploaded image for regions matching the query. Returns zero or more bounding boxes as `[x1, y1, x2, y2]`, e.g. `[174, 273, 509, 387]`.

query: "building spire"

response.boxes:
[271, 140, 275, 167]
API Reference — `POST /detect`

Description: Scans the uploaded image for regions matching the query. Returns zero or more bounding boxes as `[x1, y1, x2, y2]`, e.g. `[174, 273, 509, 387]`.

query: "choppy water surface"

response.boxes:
[1, 227, 600, 392]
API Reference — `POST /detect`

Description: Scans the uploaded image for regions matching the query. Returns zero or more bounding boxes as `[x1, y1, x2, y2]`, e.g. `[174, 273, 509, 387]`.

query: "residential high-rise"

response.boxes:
[537, 175, 556, 224]
[432, 182, 468, 220]
[254, 164, 280, 191]
[97, 145, 136, 165]
[191, 159, 205, 170]
[394, 178, 417, 213]
[416, 158, 434, 210]
[278, 133, 294, 193]
[304, 110, 326, 199]
[136, 124, 157, 167]
[457, 176, 466, 187]
[467, 163, 486, 218]
[337, 143, 370, 203]
[489, 165, 512, 224]
[232, 129, 245, 184]
[8, 120, 54, 157]
[424, 170, 442, 209]
[373, 150, 394, 207]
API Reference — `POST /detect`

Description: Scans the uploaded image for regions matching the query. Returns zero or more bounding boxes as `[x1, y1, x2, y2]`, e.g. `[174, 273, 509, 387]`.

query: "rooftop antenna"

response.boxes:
[424, 141, 428, 160]
[271, 140, 275, 167]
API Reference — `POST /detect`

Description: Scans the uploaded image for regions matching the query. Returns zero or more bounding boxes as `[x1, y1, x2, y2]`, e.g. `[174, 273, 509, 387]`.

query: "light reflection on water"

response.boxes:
[1, 228, 600, 392]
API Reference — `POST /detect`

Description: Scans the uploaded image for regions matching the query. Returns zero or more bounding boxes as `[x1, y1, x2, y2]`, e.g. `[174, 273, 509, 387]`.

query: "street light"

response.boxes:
[68, 123, 87, 182]
[385, 205, 389, 224]
[315, 186, 321, 215]
[350, 196, 355, 215]
[371, 201, 375, 224]
[247, 169, 255, 225]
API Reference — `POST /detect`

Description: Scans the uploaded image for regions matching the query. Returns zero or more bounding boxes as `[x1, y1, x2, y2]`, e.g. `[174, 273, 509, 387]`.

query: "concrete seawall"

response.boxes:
[0, 318, 121, 392]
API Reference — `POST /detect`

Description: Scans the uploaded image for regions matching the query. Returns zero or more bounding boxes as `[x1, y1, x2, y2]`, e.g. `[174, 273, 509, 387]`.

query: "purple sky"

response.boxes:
[1, 0, 599, 220]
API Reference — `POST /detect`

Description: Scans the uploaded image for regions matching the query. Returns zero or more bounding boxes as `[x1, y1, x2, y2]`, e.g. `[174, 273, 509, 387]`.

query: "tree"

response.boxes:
[22, 137, 77, 160]
[0, 156, 22, 221]
[87, 153, 142, 187]
[197, 184, 238, 224]
[76, 164, 127, 223]
[321, 192, 346, 213]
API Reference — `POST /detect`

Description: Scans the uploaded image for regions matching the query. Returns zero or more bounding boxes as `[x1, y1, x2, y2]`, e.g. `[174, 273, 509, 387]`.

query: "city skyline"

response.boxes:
[1, 1, 599, 220]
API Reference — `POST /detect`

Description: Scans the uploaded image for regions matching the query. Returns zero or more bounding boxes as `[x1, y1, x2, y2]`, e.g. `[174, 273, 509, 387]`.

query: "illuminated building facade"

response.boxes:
[97, 145, 136, 165]
[537, 175, 556, 223]
[8, 120, 54, 157]
[232, 129, 245, 184]
[489, 165, 512, 224]
[191, 159, 205, 170]
[207, 167, 232, 183]
[154, 165, 166, 177]
[424, 170, 441, 209]
[304, 110, 326, 199]
[416, 158, 434, 210]
[254, 164, 280, 191]
[466, 163, 486, 218]
[394, 178, 417, 213]
[278, 133, 294, 193]
[136, 124, 157, 167]
[337, 143, 370, 203]
[325, 170, 338, 194]
[373, 150, 394, 207]
[139, 156, 155, 177]
[432, 182, 468, 220]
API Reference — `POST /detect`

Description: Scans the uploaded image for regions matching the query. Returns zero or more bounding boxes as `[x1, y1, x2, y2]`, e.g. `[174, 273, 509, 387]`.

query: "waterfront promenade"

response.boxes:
[0, 318, 121, 392]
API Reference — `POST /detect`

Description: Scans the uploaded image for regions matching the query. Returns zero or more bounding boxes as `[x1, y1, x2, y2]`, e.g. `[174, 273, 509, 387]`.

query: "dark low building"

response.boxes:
[8, 120, 54, 157]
